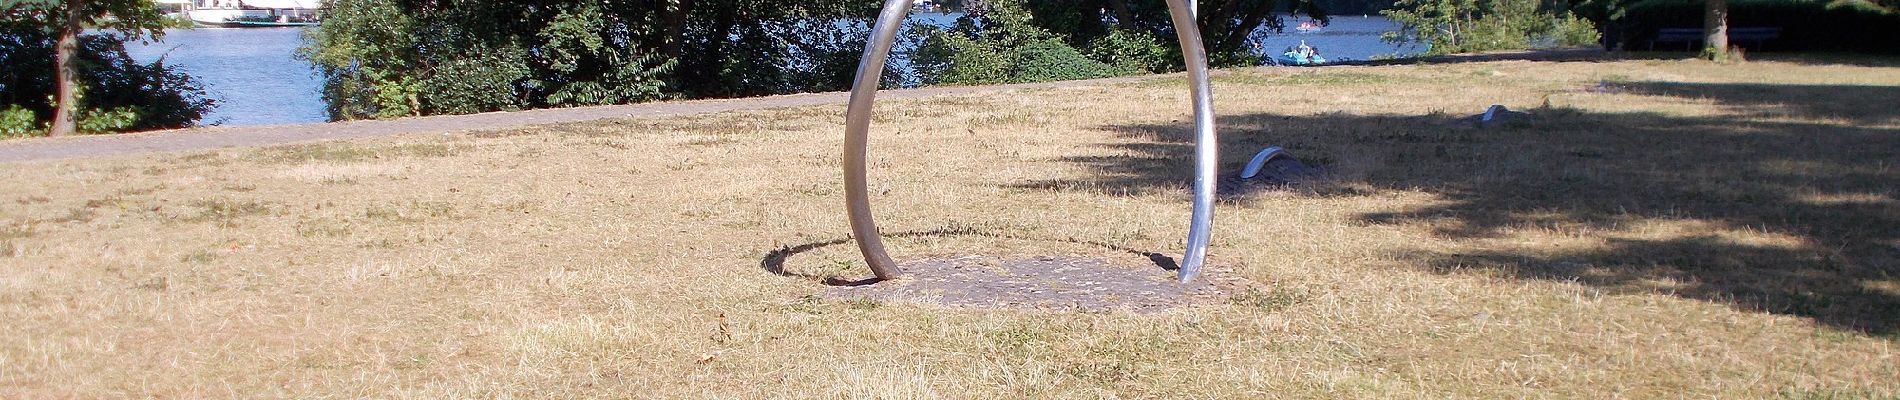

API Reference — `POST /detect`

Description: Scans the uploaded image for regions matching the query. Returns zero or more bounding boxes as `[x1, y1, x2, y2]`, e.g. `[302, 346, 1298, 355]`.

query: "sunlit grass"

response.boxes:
[1, 57, 1896, 397]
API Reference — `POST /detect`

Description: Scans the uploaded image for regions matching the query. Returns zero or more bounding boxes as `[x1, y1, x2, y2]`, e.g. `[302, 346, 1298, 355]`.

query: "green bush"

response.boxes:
[419, 46, 530, 115]
[912, 28, 1012, 85]
[910, 0, 1120, 85]
[1618, 0, 1900, 53]
[0, 105, 41, 139]
[1010, 38, 1119, 82]
[76, 106, 141, 134]
[1087, 28, 1170, 75]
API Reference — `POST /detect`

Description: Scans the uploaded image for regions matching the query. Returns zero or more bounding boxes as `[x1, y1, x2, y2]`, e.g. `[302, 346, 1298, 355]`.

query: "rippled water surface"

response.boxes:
[124, 27, 326, 126]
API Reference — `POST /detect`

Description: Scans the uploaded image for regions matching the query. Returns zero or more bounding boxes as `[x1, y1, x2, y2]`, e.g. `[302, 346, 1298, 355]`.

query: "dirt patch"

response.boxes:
[824, 255, 1246, 312]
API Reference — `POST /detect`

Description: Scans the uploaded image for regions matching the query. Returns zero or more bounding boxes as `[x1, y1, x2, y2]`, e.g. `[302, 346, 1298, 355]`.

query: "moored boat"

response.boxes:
[162, 0, 321, 28]
[1275, 41, 1327, 65]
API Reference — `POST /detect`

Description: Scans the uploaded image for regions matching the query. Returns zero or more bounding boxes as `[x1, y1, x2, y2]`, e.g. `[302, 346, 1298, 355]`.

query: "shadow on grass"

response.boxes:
[763, 227, 1180, 286]
[1034, 82, 1899, 335]
[1620, 81, 1900, 124]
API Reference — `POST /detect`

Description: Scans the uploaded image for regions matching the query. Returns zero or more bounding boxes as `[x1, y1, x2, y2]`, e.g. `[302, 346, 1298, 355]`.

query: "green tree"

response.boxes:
[913, 0, 1313, 86]
[4, 0, 172, 136]
[1382, 0, 1601, 54]
[1016, 0, 1331, 68]
[302, 0, 889, 120]
[2, 0, 214, 136]
[911, 0, 1119, 85]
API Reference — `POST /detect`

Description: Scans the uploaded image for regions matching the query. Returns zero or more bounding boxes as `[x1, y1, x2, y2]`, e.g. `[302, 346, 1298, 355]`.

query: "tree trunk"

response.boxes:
[49, 0, 85, 136]
[660, 0, 689, 61]
[1704, 0, 1729, 60]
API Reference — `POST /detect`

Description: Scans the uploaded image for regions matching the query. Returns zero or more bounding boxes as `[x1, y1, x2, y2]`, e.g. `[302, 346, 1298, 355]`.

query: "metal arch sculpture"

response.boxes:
[844, 0, 1219, 283]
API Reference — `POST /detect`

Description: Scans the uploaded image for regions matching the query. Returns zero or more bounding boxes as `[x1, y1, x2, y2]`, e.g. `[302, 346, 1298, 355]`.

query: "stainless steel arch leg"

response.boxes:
[1165, 0, 1218, 283]
[842, 0, 913, 280]
[842, 0, 1217, 283]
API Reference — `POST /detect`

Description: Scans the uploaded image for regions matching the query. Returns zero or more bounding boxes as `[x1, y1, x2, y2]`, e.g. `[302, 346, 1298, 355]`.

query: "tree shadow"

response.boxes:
[762, 227, 1181, 286]
[1618, 81, 1900, 124]
[1041, 82, 1899, 334]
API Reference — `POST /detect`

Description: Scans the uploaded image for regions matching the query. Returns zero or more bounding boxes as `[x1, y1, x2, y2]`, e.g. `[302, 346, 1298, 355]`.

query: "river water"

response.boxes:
[124, 14, 1415, 127]
[124, 27, 326, 126]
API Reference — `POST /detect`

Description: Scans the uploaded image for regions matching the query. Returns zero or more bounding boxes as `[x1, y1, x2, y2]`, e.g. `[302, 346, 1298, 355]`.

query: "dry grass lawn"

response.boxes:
[3, 55, 1898, 398]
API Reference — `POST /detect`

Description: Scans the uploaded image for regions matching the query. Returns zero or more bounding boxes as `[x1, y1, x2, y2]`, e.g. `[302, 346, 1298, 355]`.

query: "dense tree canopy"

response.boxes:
[302, 0, 894, 120]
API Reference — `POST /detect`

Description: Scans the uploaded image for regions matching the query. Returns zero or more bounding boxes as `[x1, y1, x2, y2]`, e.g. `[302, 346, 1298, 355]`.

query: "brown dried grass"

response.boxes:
[2, 57, 1897, 398]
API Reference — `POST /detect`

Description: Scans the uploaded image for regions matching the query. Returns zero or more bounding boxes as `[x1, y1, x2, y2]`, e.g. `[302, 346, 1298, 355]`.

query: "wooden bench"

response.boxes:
[1648, 27, 1782, 51]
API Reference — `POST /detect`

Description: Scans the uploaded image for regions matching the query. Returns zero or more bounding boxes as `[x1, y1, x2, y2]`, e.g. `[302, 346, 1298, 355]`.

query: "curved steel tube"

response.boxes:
[842, 0, 915, 280]
[1165, 0, 1218, 283]
[1241, 146, 1288, 179]
[843, 0, 1218, 282]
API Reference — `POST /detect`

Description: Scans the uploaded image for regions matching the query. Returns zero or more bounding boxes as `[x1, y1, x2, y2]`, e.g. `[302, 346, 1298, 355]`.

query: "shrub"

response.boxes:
[1087, 28, 1171, 75]
[76, 106, 141, 134]
[912, 28, 1012, 85]
[0, 105, 41, 139]
[419, 46, 530, 115]
[1010, 38, 1119, 82]
[910, 0, 1120, 85]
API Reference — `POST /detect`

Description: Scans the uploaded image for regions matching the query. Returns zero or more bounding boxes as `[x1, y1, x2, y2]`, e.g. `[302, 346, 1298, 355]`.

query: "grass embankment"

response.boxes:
[2, 56, 1897, 397]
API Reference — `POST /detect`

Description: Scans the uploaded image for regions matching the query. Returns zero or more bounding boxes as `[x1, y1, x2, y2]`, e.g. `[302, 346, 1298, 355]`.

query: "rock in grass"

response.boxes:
[1457, 104, 1534, 128]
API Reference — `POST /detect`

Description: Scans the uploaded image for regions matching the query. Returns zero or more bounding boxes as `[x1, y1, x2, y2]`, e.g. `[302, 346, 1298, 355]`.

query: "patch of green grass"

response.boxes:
[49, 208, 96, 224]
[178, 250, 217, 264]
[0, 223, 32, 240]
[393, 143, 468, 158]
[184, 199, 271, 226]
[844, 298, 882, 311]
[984, 325, 1048, 352]
[293, 217, 352, 237]
[174, 152, 228, 167]
[260, 142, 470, 164]
[263, 143, 379, 163]
[967, 111, 1039, 128]
[1228, 287, 1309, 312]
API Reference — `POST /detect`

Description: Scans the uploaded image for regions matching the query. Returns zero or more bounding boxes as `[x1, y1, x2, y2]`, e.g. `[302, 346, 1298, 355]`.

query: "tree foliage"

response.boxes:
[913, 0, 1324, 86]
[1017, 0, 1329, 67]
[911, 0, 1120, 85]
[1381, 0, 1601, 54]
[302, 0, 891, 120]
[0, 1, 215, 136]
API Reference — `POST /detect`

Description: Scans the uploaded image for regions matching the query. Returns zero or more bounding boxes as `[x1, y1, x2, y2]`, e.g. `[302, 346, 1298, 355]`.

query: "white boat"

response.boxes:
[161, 0, 322, 27]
